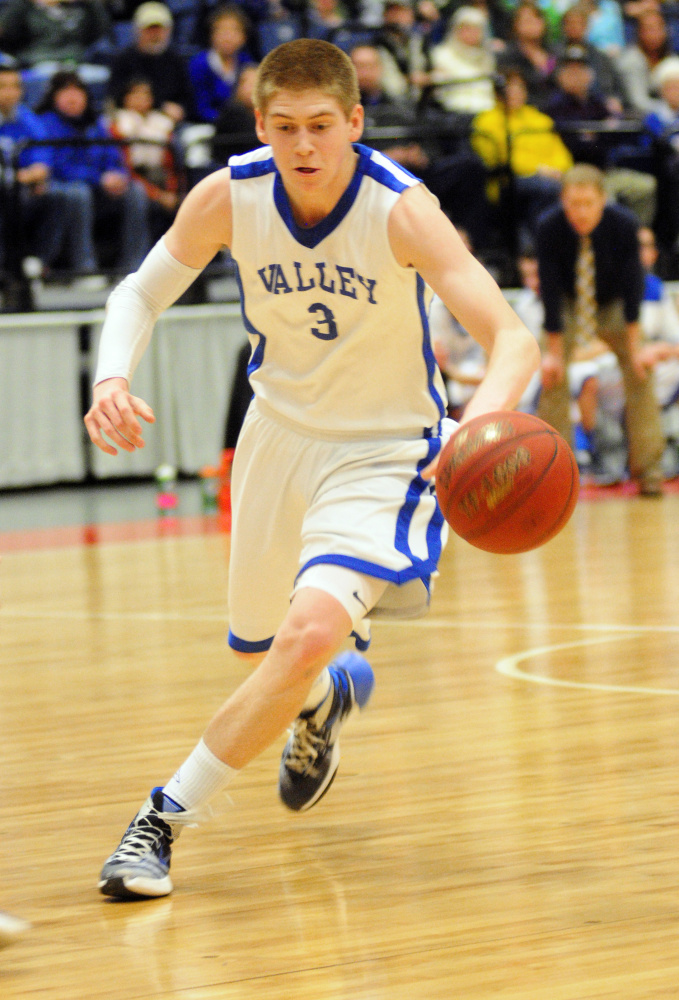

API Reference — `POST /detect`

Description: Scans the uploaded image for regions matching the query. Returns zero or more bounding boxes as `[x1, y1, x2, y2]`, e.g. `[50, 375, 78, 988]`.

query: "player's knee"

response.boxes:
[272, 617, 339, 677]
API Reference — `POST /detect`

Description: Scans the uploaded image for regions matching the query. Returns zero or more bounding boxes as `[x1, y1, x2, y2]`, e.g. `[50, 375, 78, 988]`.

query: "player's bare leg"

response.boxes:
[99, 588, 374, 898]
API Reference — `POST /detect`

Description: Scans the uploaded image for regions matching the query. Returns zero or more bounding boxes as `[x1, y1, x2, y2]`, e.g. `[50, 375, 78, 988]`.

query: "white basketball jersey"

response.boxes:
[228, 143, 448, 439]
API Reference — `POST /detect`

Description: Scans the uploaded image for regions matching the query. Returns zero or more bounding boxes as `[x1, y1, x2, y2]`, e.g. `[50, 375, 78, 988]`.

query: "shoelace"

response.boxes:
[114, 813, 173, 861]
[284, 720, 328, 775]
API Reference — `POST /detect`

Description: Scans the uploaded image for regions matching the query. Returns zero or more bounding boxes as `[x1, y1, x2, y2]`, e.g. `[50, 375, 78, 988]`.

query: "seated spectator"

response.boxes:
[212, 62, 259, 164]
[616, 7, 671, 114]
[0, 0, 110, 68]
[471, 68, 572, 249]
[189, 5, 255, 124]
[306, 0, 348, 39]
[556, 2, 626, 114]
[108, 2, 195, 126]
[351, 42, 492, 249]
[547, 43, 657, 225]
[643, 54, 679, 248]
[37, 69, 150, 274]
[109, 77, 179, 242]
[0, 63, 99, 278]
[585, 0, 626, 57]
[372, 0, 432, 100]
[497, 1, 558, 110]
[427, 6, 496, 115]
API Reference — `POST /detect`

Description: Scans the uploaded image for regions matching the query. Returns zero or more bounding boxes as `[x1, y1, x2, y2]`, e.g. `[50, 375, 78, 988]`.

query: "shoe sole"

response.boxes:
[99, 874, 173, 900]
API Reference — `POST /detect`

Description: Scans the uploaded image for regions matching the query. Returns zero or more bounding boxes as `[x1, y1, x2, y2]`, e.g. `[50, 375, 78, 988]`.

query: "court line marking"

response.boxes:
[494, 634, 679, 696]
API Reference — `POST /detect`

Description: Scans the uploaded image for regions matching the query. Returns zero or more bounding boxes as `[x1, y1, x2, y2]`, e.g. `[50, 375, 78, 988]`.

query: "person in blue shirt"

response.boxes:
[0, 63, 98, 276]
[36, 69, 151, 274]
[188, 5, 255, 124]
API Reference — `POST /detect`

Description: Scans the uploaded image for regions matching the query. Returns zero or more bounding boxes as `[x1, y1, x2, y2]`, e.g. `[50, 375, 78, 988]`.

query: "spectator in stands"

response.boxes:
[585, 0, 626, 57]
[37, 69, 150, 274]
[427, 5, 496, 115]
[535, 162, 665, 495]
[305, 0, 348, 41]
[617, 7, 672, 114]
[471, 68, 572, 249]
[108, 2, 195, 126]
[212, 62, 259, 163]
[370, 0, 432, 100]
[556, 2, 626, 113]
[189, 5, 255, 124]
[0, 63, 97, 277]
[547, 43, 657, 225]
[497, 2, 557, 110]
[0, 0, 110, 68]
[643, 54, 679, 249]
[351, 42, 492, 248]
[110, 77, 179, 242]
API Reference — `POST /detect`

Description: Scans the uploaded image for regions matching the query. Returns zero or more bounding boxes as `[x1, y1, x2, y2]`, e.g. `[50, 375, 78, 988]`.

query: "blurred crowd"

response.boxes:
[4, 0, 679, 285]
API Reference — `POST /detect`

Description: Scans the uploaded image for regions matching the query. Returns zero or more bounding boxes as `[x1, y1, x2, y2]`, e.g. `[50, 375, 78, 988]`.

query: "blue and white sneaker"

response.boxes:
[98, 788, 192, 900]
[279, 651, 375, 812]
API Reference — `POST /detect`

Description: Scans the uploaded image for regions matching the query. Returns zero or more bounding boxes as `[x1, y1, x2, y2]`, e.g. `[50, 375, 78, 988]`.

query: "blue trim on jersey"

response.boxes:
[356, 142, 419, 192]
[229, 151, 276, 180]
[351, 630, 371, 652]
[273, 159, 364, 249]
[228, 629, 274, 653]
[234, 263, 266, 376]
[417, 274, 447, 425]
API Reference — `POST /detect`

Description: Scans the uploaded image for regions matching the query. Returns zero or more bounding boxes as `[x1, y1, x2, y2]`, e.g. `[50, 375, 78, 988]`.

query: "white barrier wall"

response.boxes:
[0, 304, 248, 489]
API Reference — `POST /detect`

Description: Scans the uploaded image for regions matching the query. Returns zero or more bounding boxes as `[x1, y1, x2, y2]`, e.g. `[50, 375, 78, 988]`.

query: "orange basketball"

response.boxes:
[435, 411, 579, 554]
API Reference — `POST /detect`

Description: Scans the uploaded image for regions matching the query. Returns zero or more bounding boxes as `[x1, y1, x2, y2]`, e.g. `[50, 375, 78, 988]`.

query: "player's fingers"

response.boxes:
[84, 412, 121, 456]
[130, 395, 156, 424]
[101, 394, 146, 448]
[97, 410, 138, 452]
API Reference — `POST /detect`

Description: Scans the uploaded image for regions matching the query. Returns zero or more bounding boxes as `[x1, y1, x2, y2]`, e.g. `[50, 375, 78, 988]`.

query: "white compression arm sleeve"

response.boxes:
[94, 238, 205, 386]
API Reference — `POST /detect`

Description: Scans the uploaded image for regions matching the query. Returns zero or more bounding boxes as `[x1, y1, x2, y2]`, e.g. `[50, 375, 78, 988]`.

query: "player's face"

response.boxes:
[255, 89, 363, 206]
[561, 182, 606, 235]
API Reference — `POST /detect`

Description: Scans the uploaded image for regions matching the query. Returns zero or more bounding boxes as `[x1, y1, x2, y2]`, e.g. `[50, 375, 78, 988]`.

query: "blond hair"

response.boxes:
[561, 163, 606, 192]
[254, 39, 360, 118]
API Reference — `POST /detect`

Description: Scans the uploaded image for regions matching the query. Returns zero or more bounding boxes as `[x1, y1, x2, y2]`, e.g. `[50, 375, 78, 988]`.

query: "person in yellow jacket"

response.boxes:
[472, 68, 572, 251]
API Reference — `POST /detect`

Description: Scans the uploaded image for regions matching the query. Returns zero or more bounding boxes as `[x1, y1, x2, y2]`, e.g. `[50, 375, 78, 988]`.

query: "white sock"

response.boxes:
[162, 738, 236, 812]
[301, 667, 333, 721]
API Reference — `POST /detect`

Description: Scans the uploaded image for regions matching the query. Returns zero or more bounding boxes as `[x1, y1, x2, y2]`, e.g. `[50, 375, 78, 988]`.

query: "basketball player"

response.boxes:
[85, 39, 540, 900]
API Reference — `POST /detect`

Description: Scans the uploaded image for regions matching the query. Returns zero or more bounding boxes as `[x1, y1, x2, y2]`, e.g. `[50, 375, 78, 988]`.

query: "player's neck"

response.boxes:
[286, 149, 358, 228]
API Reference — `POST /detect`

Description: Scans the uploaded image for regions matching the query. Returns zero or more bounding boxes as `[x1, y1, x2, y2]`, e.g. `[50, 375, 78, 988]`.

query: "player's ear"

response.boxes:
[254, 108, 267, 144]
[349, 103, 364, 142]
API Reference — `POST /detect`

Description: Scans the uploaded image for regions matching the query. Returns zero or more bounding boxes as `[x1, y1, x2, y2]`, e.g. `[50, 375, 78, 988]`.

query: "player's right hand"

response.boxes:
[84, 377, 155, 456]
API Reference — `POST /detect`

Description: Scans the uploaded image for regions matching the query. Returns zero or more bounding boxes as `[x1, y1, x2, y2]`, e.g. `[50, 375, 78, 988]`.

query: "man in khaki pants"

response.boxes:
[536, 164, 665, 495]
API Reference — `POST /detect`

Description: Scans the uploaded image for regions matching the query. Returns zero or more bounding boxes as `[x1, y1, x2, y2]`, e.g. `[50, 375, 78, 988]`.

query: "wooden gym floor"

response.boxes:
[1, 482, 679, 998]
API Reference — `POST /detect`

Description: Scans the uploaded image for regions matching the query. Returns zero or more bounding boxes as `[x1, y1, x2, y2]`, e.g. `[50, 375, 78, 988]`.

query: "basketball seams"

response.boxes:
[436, 412, 579, 553]
[459, 432, 559, 547]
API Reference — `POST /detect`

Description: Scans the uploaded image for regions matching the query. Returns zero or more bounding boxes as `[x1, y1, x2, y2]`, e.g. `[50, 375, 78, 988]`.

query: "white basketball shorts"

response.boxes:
[227, 400, 452, 653]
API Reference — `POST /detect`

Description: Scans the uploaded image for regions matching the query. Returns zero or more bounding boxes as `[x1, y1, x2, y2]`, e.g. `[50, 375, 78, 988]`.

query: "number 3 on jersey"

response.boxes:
[308, 302, 338, 341]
